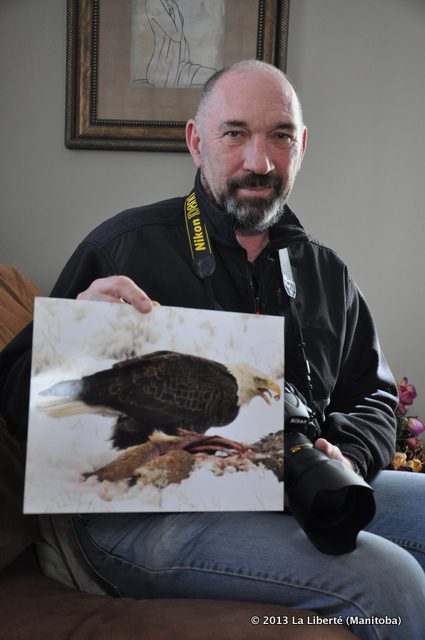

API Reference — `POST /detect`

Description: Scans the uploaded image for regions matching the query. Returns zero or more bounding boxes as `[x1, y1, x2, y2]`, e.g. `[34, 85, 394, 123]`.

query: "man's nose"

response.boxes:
[242, 137, 274, 175]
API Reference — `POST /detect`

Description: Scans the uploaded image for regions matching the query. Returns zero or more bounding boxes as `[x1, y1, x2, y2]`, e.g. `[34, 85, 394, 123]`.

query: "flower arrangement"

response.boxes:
[390, 377, 425, 472]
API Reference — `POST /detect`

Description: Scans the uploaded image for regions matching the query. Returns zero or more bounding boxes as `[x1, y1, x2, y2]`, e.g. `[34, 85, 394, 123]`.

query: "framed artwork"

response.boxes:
[65, 0, 291, 151]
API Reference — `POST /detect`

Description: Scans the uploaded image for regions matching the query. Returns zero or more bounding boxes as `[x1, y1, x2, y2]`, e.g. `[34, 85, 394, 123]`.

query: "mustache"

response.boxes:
[228, 172, 284, 191]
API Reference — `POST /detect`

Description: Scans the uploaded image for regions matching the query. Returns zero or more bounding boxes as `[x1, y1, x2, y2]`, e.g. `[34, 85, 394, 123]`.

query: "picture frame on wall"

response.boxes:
[65, 0, 290, 152]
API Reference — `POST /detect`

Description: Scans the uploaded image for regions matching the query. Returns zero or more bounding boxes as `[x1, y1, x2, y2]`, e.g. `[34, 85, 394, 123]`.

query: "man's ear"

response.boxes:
[295, 126, 308, 174]
[186, 119, 202, 168]
[300, 126, 308, 163]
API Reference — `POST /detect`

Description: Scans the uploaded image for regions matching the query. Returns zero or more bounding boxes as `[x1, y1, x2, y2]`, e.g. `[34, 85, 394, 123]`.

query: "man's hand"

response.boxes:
[285, 438, 357, 508]
[77, 276, 158, 314]
[314, 437, 356, 472]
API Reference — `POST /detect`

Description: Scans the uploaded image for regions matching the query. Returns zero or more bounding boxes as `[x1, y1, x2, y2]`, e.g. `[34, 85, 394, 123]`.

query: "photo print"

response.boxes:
[24, 298, 284, 513]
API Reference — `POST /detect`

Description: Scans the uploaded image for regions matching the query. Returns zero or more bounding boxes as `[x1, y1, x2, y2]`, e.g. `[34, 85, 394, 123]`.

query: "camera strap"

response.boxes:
[184, 191, 216, 279]
[278, 248, 296, 299]
[184, 191, 220, 309]
[279, 248, 316, 415]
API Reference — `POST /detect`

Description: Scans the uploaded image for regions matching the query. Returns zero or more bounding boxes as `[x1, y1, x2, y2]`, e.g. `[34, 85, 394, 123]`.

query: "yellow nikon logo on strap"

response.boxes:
[184, 191, 212, 257]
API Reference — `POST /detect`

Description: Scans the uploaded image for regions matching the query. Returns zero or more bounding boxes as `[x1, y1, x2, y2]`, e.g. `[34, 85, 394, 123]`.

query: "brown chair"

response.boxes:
[0, 264, 353, 639]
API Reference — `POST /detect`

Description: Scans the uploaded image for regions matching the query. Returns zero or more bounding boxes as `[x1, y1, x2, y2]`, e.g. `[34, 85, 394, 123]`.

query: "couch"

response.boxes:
[0, 265, 354, 639]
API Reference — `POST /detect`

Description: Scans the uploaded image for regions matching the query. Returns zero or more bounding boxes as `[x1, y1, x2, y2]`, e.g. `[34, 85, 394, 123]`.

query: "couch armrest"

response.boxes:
[0, 264, 39, 351]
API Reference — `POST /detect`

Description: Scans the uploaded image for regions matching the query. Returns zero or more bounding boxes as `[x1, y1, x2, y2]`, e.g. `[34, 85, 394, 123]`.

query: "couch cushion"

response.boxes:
[0, 417, 37, 570]
[0, 550, 354, 640]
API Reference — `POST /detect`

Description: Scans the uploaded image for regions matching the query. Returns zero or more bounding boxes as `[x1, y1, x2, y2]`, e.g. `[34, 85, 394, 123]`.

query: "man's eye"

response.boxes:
[224, 130, 243, 139]
[274, 132, 295, 145]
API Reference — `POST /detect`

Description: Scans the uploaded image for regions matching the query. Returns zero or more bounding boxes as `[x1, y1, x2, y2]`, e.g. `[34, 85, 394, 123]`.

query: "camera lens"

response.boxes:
[308, 487, 356, 527]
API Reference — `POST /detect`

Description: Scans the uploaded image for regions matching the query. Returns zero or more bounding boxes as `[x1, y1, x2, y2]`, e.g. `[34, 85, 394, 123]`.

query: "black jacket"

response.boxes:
[0, 174, 397, 479]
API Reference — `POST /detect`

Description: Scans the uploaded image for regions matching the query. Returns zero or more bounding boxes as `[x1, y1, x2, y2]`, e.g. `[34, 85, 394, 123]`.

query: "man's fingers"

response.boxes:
[314, 437, 356, 471]
[76, 276, 155, 314]
[314, 437, 334, 458]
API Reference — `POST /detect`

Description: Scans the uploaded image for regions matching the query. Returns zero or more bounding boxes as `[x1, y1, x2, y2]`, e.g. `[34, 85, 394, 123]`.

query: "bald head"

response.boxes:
[195, 60, 304, 133]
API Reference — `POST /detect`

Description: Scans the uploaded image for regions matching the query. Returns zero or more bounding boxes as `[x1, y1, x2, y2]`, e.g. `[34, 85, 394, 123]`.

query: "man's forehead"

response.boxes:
[208, 69, 299, 120]
[207, 93, 300, 133]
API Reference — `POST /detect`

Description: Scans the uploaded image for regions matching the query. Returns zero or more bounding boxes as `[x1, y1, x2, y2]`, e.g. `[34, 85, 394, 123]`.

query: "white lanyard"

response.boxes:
[278, 248, 296, 299]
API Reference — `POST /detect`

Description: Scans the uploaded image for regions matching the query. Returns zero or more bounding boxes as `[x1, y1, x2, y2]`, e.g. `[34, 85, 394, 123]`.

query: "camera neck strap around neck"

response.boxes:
[184, 190, 216, 279]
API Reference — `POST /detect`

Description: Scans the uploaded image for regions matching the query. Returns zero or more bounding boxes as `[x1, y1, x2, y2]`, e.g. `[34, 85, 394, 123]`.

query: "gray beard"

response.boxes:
[200, 170, 287, 234]
[223, 194, 286, 234]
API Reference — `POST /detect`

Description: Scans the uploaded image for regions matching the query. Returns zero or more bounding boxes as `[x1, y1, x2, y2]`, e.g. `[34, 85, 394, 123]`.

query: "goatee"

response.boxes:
[204, 171, 287, 234]
[225, 195, 285, 234]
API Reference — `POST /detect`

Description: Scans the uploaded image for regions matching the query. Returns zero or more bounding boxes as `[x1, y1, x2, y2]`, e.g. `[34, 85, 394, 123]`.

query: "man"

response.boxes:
[1, 61, 425, 638]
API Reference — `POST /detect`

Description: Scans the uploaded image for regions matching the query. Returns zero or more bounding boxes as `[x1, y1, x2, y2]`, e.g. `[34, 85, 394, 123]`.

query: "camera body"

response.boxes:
[284, 382, 376, 555]
[284, 381, 320, 442]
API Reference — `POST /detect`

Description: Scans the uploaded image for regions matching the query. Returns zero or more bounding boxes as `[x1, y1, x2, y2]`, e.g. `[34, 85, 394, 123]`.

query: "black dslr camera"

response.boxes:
[284, 382, 376, 555]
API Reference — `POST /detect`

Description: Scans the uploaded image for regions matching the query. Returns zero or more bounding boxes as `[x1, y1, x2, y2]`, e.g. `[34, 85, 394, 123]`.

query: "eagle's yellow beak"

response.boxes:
[258, 379, 281, 405]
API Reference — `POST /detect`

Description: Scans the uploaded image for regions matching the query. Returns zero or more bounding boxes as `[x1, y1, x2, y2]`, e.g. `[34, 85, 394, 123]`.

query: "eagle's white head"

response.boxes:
[227, 363, 281, 406]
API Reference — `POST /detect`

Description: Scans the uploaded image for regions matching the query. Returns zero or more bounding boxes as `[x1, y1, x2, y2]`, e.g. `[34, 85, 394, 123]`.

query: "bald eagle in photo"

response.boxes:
[39, 350, 281, 450]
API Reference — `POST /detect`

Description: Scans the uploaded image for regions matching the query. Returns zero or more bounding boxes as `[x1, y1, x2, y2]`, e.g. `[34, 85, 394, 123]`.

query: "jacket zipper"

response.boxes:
[247, 262, 261, 314]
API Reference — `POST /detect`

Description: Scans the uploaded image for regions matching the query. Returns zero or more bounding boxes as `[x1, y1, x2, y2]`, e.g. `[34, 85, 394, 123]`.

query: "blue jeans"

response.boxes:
[73, 470, 425, 640]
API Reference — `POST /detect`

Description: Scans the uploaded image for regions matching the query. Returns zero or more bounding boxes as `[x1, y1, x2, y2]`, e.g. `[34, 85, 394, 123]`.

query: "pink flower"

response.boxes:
[405, 437, 418, 450]
[407, 417, 425, 437]
[398, 377, 417, 414]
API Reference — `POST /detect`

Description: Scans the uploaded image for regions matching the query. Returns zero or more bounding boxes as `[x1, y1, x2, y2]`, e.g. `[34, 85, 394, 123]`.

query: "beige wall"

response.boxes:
[1, 0, 424, 416]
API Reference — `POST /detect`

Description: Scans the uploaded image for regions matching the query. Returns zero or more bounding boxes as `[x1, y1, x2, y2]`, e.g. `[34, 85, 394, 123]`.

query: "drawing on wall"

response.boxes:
[24, 299, 284, 513]
[131, 0, 224, 87]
